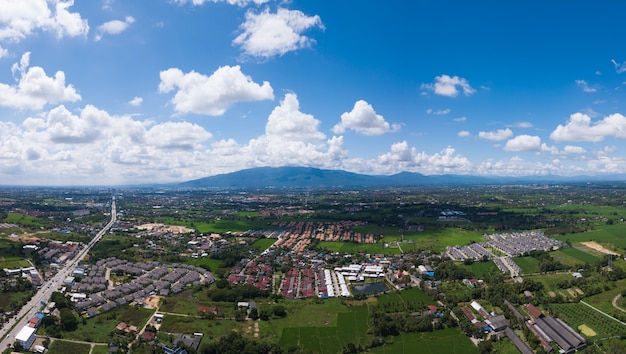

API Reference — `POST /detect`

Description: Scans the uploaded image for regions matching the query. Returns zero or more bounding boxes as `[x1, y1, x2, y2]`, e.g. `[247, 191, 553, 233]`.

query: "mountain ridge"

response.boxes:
[178, 166, 626, 189]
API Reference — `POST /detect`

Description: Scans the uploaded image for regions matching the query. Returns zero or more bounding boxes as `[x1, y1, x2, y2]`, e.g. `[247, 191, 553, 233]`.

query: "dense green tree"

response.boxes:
[249, 307, 259, 320]
[59, 308, 78, 331]
[272, 305, 287, 318]
[259, 309, 271, 321]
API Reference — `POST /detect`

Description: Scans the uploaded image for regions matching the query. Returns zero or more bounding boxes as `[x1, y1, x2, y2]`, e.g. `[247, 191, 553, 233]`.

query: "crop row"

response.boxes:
[549, 303, 626, 338]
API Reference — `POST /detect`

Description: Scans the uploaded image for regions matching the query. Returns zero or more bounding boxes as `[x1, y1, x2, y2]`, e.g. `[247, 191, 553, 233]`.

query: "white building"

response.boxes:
[15, 326, 36, 350]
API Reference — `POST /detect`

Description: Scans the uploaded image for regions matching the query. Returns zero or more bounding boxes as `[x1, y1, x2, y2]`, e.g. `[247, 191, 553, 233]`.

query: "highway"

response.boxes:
[0, 196, 117, 350]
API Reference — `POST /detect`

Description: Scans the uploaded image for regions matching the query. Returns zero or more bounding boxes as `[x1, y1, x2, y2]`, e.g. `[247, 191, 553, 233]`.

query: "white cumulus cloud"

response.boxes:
[159, 65, 274, 116]
[0, 0, 88, 42]
[374, 143, 472, 175]
[0, 52, 81, 110]
[550, 112, 626, 142]
[333, 100, 400, 136]
[95, 16, 134, 41]
[503, 135, 542, 151]
[478, 128, 513, 141]
[144, 121, 212, 150]
[563, 145, 586, 154]
[233, 8, 323, 58]
[265, 93, 326, 142]
[422, 75, 475, 97]
[239, 94, 345, 169]
[3, 103, 215, 184]
[457, 131, 470, 137]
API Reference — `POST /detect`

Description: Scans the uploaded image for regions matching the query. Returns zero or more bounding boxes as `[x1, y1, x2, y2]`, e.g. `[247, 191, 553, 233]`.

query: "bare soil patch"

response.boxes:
[578, 324, 596, 337]
[137, 223, 194, 234]
[143, 295, 162, 308]
[581, 241, 619, 256]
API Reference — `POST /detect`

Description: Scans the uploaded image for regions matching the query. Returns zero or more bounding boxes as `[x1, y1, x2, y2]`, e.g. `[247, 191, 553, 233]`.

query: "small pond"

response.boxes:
[351, 282, 387, 295]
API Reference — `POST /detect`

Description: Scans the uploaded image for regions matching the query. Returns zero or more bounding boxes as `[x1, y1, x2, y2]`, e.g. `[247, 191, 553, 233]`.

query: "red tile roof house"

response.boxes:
[115, 322, 127, 332]
[142, 331, 156, 341]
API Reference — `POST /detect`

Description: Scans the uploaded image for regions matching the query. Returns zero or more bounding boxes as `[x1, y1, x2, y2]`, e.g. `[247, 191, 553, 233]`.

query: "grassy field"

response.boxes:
[250, 237, 277, 251]
[91, 345, 109, 354]
[491, 338, 522, 354]
[513, 256, 540, 274]
[524, 273, 577, 294]
[159, 295, 237, 318]
[47, 340, 91, 354]
[352, 225, 484, 251]
[398, 287, 435, 305]
[319, 241, 400, 255]
[553, 223, 626, 250]
[550, 248, 599, 267]
[132, 294, 356, 347]
[0, 290, 33, 312]
[265, 298, 349, 331]
[375, 287, 436, 309]
[184, 257, 223, 271]
[0, 257, 31, 269]
[41, 231, 93, 244]
[279, 305, 370, 353]
[369, 328, 479, 354]
[155, 218, 270, 234]
[320, 227, 485, 255]
[439, 282, 472, 301]
[399, 228, 485, 253]
[459, 261, 498, 278]
[3, 212, 49, 227]
[584, 279, 626, 314]
[159, 314, 240, 341]
[559, 247, 601, 264]
[58, 307, 154, 343]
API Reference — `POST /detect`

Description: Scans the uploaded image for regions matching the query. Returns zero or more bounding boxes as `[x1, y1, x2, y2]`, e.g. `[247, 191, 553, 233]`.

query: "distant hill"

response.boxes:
[178, 166, 626, 189]
[179, 166, 501, 189]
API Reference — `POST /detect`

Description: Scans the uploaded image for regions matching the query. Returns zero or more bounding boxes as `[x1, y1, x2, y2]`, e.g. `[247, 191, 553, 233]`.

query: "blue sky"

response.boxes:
[1, 0, 626, 185]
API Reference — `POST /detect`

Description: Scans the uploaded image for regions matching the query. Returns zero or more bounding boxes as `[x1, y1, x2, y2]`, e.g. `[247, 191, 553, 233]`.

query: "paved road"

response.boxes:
[0, 196, 117, 351]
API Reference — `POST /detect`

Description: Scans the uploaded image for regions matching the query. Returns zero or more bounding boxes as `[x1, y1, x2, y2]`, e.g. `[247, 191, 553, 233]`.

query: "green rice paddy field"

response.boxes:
[279, 305, 370, 353]
[375, 287, 436, 309]
[369, 328, 479, 354]
[551, 247, 600, 266]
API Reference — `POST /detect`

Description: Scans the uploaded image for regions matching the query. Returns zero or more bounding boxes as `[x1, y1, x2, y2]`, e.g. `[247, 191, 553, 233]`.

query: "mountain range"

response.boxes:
[178, 166, 626, 189]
